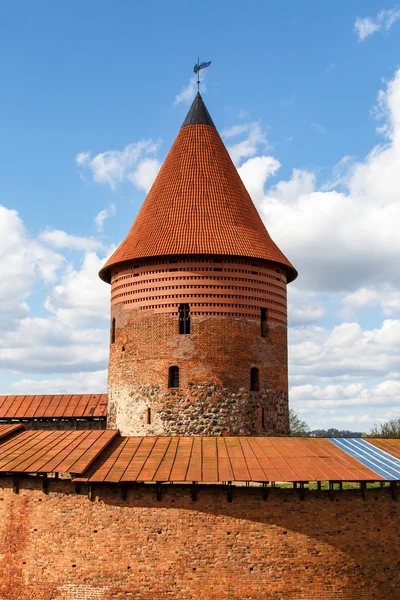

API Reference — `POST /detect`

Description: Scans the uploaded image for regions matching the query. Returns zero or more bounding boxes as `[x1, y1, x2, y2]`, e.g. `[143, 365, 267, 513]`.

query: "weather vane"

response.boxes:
[193, 58, 212, 91]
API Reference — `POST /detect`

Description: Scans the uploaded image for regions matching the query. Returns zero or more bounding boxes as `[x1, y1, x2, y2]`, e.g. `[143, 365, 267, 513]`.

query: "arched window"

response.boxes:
[111, 318, 116, 344]
[168, 366, 180, 388]
[250, 367, 259, 392]
[261, 308, 267, 338]
[179, 304, 190, 334]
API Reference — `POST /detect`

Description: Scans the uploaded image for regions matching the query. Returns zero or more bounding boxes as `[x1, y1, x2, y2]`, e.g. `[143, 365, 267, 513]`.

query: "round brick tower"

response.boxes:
[100, 93, 297, 436]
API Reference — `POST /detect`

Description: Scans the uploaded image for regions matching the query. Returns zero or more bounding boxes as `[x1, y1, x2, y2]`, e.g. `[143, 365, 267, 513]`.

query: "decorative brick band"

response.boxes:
[110, 256, 287, 323]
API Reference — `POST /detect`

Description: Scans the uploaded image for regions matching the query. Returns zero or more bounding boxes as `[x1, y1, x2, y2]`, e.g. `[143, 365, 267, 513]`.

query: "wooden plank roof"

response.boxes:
[0, 429, 117, 474]
[74, 436, 384, 483]
[0, 394, 108, 419]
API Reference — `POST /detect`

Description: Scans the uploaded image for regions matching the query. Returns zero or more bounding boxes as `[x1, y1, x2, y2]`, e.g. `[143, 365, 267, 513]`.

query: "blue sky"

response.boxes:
[0, 1, 400, 431]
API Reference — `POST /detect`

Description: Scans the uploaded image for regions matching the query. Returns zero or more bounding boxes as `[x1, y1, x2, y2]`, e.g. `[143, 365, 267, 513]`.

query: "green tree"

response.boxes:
[289, 409, 310, 436]
[368, 418, 400, 438]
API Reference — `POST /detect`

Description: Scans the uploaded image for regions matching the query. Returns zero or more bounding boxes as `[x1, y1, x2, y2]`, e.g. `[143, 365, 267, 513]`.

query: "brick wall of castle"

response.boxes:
[0, 478, 398, 600]
[108, 307, 289, 435]
[107, 256, 289, 436]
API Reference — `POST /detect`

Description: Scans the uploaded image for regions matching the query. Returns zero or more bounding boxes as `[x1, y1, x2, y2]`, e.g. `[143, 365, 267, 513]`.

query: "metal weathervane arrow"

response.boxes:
[193, 58, 212, 91]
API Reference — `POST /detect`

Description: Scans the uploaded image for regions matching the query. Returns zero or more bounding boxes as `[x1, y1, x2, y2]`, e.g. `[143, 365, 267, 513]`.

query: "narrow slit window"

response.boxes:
[168, 366, 180, 388]
[250, 367, 259, 392]
[261, 407, 265, 429]
[111, 318, 116, 344]
[261, 308, 267, 338]
[146, 407, 151, 424]
[179, 303, 190, 334]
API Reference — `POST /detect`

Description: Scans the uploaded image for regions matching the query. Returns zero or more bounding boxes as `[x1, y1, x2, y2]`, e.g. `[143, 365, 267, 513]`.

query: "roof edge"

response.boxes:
[99, 253, 298, 284]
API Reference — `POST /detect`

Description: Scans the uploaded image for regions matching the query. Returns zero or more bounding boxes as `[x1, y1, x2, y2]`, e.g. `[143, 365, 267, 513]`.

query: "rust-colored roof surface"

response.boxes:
[74, 436, 382, 483]
[0, 394, 108, 419]
[366, 438, 400, 459]
[99, 94, 297, 283]
[0, 429, 117, 474]
[0, 423, 25, 440]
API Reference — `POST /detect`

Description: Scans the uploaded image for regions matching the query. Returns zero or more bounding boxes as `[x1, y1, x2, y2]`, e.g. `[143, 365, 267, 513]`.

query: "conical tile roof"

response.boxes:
[99, 93, 297, 283]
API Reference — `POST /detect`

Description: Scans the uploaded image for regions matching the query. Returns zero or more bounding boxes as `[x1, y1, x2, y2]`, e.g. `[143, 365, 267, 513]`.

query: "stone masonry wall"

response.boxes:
[108, 306, 289, 435]
[0, 477, 398, 600]
[108, 384, 288, 436]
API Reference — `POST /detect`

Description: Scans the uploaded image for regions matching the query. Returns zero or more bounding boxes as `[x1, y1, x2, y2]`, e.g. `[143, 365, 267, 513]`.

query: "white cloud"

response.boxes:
[311, 123, 326, 134]
[0, 317, 108, 373]
[291, 380, 400, 409]
[238, 156, 280, 203]
[290, 378, 400, 431]
[246, 69, 400, 295]
[342, 285, 400, 317]
[76, 151, 91, 166]
[11, 370, 107, 394]
[76, 140, 160, 190]
[289, 320, 400, 382]
[39, 229, 104, 252]
[287, 288, 325, 326]
[94, 204, 116, 233]
[222, 124, 249, 138]
[0, 207, 111, 385]
[354, 7, 400, 40]
[128, 158, 161, 192]
[174, 74, 205, 106]
[0, 205, 64, 331]
[44, 252, 110, 328]
[288, 317, 400, 430]
[255, 168, 315, 205]
[322, 155, 354, 191]
[224, 123, 268, 166]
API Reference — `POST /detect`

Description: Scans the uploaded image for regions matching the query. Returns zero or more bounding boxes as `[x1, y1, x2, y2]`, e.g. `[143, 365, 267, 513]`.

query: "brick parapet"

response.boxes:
[0, 477, 398, 599]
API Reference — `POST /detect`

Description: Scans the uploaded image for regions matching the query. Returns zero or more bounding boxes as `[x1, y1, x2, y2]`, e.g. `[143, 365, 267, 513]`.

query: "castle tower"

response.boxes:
[100, 93, 297, 436]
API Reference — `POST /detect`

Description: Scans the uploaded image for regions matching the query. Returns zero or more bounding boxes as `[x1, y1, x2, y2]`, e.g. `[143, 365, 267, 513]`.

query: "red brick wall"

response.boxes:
[107, 255, 290, 436]
[108, 307, 288, 435]
[0, 478, 398, 599]
[110, 256, 287, 322]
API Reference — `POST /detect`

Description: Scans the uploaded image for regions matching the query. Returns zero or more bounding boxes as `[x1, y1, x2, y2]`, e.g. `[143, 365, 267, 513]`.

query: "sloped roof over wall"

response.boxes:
[0, 394, 108, 419]
[0, 426, 398, 484]
[74, 436, 383, 483]
[0, 429, 117, 474]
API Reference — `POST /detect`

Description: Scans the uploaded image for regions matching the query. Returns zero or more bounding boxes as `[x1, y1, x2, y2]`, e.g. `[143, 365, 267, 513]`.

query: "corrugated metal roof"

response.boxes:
[0, 429, 118, 474]
[366, 438, 400, 459]
[0, 423, 25, 440]
[0, 430, 397, 482]
[0, 394, 108, 419]
[330, 438, 400, 481]
[74, 436, 384, 483]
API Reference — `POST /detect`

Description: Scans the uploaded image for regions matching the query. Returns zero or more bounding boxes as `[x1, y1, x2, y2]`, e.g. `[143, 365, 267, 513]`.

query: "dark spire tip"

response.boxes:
[181, 93, 215, 128]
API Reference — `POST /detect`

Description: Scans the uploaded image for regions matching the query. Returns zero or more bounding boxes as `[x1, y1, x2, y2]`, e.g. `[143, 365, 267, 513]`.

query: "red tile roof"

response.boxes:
[74, 436, 382, 483]
[0, 394, 108, 419]
[99, 94, 297, 283]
